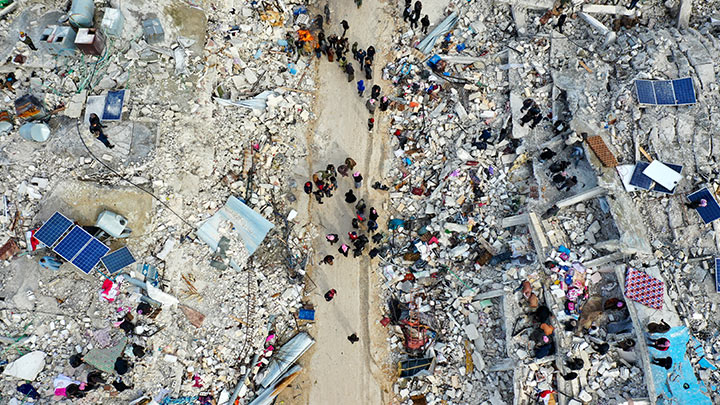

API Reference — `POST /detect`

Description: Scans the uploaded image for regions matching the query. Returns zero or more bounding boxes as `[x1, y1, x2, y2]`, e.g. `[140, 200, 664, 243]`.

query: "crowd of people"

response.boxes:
[303, 154, 391, 345]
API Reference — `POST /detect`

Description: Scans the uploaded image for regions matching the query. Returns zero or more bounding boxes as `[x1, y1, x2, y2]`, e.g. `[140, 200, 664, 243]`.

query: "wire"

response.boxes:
[73, 119, 195, 230]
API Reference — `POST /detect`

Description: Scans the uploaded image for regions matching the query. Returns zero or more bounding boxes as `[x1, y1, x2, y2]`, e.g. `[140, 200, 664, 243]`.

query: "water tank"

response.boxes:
[19, 123, 50, 142]
[96, 210, 129, 238]
[69, 0, 95, 28]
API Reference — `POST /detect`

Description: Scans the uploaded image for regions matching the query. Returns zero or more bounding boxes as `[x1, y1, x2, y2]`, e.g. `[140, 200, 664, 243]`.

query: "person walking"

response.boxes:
[347, 333, 359, 343]
[357, 80, 365, 97]
[322, 255, 335, 265]
[364, 59, 373, 80]
[410, 10, 420, 29]
[304, 181, 313, 194]
[326, 233, 339, 244]
[19, 32, 37, 51]
[89, 113, 114, 149]
[368, 118, 374, 131]
[345, 189, 357, 203]
[380, 96, 390, 111]
[340, 20, 349, 38]
[421, 15, 430, 34]
[324, 289, 337, 302]
[367, 220, 378, 233]
[413, 1, 422, 15]
[353, 172, 363, 188]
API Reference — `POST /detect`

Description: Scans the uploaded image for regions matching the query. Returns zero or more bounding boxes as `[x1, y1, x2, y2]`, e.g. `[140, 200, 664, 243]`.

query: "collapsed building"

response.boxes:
[375, 0, 720, 404]
[0, 0, 719, 404]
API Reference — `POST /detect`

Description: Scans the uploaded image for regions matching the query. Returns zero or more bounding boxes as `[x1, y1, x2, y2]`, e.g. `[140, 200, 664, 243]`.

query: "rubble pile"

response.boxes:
[0, 0, 322, 403]
[374, 0, 720, 404]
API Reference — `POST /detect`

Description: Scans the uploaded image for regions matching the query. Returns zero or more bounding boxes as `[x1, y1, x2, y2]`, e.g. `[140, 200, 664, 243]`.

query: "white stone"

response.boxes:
[3, 351, 46, 380]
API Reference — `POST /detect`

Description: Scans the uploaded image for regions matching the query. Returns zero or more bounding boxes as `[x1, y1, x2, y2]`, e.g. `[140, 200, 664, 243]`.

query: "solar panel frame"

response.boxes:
[629, 162, 653, 190]
[53, 226, 93, 262]
[34, 212, 73, 247]
[72, 239, 110, 274]
[635, 80, 655, 104]
[654, 80, 676, 105]
[673, 77, 696, 105]
[715, 258, 720, 293]
[687, 188, 720, 224]
[101, 247, 136, 274]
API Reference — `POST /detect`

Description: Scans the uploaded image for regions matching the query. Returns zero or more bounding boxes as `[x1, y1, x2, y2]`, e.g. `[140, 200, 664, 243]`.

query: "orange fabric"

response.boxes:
[540, 323, 554, 335]
[297, 30, 314, 42]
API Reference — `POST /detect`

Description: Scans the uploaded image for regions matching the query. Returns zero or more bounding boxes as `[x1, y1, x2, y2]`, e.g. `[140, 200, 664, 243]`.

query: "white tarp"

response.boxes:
[214, 90, 278, 111]
[415, 12, 459, 55]
[643, 160, 682, 190]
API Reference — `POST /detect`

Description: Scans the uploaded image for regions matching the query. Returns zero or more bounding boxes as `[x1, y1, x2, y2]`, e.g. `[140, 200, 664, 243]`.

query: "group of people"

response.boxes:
[538, 147, 580, 192]
[520, 98, 545, 129]
[402, 1, 430, 34]
[309, 155, 389, 345]
[304, 157, 362, 204]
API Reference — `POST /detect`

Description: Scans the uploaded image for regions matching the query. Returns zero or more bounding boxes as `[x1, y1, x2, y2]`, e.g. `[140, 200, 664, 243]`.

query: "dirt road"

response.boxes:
[278, 0, 397, 404]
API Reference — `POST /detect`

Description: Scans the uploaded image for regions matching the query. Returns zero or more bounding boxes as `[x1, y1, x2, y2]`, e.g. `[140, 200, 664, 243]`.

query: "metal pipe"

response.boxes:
[228, 352, 261, 405]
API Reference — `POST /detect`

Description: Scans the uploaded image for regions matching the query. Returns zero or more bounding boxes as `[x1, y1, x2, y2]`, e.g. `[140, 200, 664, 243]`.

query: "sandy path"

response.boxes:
[278, 0, 397, 404]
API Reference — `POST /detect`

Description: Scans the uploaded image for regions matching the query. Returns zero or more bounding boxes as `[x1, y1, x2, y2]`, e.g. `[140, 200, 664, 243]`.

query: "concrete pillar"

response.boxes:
[677, 0, 692, 29]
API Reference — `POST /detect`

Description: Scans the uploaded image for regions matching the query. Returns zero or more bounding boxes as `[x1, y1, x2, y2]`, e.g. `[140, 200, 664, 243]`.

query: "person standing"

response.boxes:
[403, 0, 412, 22]
[345, 62, 355, 82]
[557, 14, 567, 33]
[338, 243, 349, 257]
[326, 233, 339, 244]
[421, 15, 430, 34]
[368, 118, 374, 131]
[19, 32, 37, 51]
[648, 337, 670, 351]
[89, 113, 114, 149]
[371, 84, 381, 99]
[357, 80, 365, 97]
[366, 98, 376, 114]
[347, 333, 359, 343]
[409, 11, 420, 29]
[324, 289, 337, 301]
[366, 46, 375, 63]
[650, 357, 672, 369]
[304, 181, 313, 194]
[345, 157, 357, 171]
[357, 48, 366, 67]
[345, 189, 357, 203]
[352, 172, 363, 188]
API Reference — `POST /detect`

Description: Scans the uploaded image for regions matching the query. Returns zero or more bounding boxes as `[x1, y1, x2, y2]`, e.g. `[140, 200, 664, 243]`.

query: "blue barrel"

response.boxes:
[69, 0, 95, 28]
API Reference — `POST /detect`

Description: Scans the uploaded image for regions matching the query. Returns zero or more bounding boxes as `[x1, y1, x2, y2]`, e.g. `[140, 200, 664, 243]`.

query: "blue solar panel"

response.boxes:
[673, 78, 696, 105]
[34, 212, 73, 247]
[715, 258, 720, 293]
[687, 188, 720, 224]
[101, 247, 136, 274]
[652, 163, 683, 194]
[53, 226, 92, 262]
[72, 239, 110, 274]
[635, 78, 696, 105]
[635, 80, 655, 104]
[654, 81, 675, 105]
[629, 162, 652, 190]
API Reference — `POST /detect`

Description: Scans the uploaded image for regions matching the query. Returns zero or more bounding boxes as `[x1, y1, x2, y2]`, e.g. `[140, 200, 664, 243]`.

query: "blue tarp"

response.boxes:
[650, 326, 713, 405]
[197, 196, 274, 255]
